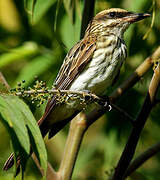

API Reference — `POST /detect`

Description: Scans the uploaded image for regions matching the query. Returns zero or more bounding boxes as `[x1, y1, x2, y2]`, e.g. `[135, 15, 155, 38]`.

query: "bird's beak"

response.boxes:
[124, 12, 151, 23]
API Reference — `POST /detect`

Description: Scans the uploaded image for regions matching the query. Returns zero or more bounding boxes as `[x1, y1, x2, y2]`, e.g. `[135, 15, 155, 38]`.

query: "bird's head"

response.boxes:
[85, 8, 150, 38]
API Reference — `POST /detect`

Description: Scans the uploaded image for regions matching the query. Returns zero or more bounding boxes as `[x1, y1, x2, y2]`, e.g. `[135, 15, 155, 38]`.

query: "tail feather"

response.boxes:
[3, 153, 14, 171]
[3, 152, 21, 176]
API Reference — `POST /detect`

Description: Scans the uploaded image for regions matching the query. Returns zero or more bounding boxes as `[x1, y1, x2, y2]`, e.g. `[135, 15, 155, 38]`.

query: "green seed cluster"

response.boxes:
[10, 80, 26, 95]
[9, 80, 94, 108]
[10, 80, 51, 107]
[31, 80, 49, 107]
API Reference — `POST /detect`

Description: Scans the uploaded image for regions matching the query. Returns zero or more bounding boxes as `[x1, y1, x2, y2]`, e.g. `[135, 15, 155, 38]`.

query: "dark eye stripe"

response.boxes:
[108, 12, 131, 19]
[97, 11, 131, 21]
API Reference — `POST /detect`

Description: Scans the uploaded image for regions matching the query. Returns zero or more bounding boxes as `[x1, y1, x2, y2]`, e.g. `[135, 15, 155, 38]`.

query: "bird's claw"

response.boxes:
[108, 104, 112, 111]
[99, 96, 112, 111]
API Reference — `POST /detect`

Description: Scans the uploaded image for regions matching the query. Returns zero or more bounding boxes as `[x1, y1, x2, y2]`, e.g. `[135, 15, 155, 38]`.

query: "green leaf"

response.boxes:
[0, 95, 47, 175]
[14, 97, 47, 175]
[126, 0, 148, 11]
[0, 95, 30, 154]
[25, 0, 57, 24]
[54, 0, 62, 32]
[60, 13, 81, 51]
[14, 54, 57, 87]
[0, 42, 39, 68]
[63, 0, 75, 24]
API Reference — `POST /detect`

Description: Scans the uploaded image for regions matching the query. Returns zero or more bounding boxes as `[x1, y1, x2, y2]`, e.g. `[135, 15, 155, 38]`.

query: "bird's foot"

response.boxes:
[98, 95, 112, 111]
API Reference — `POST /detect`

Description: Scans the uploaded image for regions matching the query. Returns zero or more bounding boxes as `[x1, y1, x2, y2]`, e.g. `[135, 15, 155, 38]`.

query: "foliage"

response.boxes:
[0, 0, 160, 179]
[0, 94, 47, 176]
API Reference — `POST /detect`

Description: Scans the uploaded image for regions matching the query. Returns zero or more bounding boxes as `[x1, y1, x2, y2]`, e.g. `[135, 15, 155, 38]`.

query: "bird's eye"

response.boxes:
[109, 12, 116, 18]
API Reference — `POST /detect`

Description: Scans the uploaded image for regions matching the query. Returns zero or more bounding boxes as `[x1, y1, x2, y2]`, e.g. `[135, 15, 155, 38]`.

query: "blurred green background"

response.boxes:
[0, 0, 160, 179]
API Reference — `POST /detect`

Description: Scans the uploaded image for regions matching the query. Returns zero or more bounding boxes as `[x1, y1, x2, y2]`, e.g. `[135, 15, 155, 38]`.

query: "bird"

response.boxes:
[3, 8, 150, 172]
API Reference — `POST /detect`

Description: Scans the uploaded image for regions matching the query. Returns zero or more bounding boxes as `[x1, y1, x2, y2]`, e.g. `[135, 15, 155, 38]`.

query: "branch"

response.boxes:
[111, 63, 160, 180]
[31, 153, 59, 180]
[124, 141, 160, 178]
[58, 113, 87, 179]
[154, 99, 160, 105]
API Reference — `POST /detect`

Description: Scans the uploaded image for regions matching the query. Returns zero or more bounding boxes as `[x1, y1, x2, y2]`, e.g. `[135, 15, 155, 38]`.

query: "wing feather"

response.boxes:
[55, 38, 96, 89]
[38, 37, 96, 126]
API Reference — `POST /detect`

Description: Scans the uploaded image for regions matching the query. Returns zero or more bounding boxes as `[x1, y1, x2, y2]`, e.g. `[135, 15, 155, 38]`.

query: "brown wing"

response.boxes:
[54, 38, 96, 89]
[38, 37, 96, 127]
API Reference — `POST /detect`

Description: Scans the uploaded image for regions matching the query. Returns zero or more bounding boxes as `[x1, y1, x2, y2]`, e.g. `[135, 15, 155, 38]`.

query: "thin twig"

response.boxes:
[14, 89, 101, 102]
[31, 153, 59, 180]
[124, 142, 160, 178]
[111, 103, 135, 123]
[154, 99, 160, 105]
[111, 64, 160, 180]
